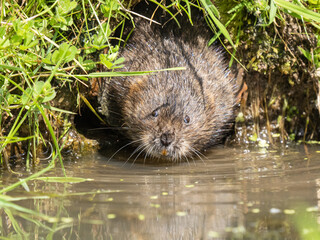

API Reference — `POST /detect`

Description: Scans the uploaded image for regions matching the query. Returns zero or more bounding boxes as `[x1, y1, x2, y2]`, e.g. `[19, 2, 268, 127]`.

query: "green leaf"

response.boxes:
[84, 42, 97, 54]
[51, 50, 60, 64]
[0, 38, 10, 49]
[21, 81, 56, 105]
[0, 27, 6, 38]
[69, 1, 77, 10]
[298, 47, 312, 62]
[92, 23, 110, 47]
[51, 42, 77, 64]
[20, 39, 39, 50]
[113, 57, 125, 65]
[33, 81, 46, 96]
[6, 93, 20, 105]
[269, 0, 277, 25]
[52, 43, 68, 64]
[78, 57, 96, 71]
[21, 88, 32, 105]
[11, 35, 23, 46]
[57, 0, 77, 15]
[21, 53, 38, 66]
[64, 45, 78, 62]
[33, 81, 56, 103]
[25, 31, 34, 47]
[43, 52, 53, 65]
[100, 54, 113, 69]
[108, 51, 118, 62]
[42, 65, 55, 70]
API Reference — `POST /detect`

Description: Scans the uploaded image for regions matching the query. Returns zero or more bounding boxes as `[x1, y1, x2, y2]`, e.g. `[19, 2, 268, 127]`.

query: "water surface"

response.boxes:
[1, 145, 320, 239]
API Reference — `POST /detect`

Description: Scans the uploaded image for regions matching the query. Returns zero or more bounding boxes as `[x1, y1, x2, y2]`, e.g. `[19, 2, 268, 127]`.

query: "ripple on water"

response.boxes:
[2, 144, 320, 239]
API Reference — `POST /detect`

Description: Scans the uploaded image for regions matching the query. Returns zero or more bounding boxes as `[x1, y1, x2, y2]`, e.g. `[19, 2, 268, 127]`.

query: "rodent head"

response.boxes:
[122, 74, 214, 161]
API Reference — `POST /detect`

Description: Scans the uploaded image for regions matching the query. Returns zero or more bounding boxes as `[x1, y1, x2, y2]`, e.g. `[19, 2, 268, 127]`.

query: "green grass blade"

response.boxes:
[42, 104, 76, 115]
[148, 0, 181, 28]
[275, 0, 320, 22]
[86, 67, 186, 78]
[200, 0, 235, 48]
[36, 103, 65, 175]
[0, 164, 54, 194]
[35, 177, 93, 183]
[0, 64, 24, 72]
[4, 209, 26, 237]
[0, 135, 34, 144]
[2, 199, 58, 222]
[80, 93, 106, 124]
[269, 0, 277, 25]
[0, 107, 30, 152]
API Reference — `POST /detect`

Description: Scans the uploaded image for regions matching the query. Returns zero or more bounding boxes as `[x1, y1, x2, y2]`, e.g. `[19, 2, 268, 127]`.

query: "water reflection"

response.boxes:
[1, 145, 320, 239]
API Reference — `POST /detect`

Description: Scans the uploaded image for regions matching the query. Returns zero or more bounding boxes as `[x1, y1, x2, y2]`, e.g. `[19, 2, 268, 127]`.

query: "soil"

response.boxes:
[233, 13, 320, 146]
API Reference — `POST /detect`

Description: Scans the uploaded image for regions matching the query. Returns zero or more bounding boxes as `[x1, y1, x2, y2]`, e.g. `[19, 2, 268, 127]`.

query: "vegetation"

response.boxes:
[213, 0, 320, 145]
[0, 1, 131, 235]
[0, 0, 127, 170]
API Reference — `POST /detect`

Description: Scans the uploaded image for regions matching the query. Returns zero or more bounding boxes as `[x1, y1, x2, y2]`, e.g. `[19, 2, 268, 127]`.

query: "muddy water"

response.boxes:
[2, 145, 320, 239]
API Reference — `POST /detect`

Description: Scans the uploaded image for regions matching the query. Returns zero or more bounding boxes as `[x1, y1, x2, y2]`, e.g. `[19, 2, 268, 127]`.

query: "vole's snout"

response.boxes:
[160, 131, 175, 147]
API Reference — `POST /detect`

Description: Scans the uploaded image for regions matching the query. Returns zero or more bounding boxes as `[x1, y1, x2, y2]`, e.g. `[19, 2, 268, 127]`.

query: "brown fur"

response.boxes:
[99, 4, 240, 161]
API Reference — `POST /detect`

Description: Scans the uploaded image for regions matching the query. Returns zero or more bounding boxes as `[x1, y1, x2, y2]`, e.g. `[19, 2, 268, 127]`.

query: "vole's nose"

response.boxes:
[160, 132, 174, 146]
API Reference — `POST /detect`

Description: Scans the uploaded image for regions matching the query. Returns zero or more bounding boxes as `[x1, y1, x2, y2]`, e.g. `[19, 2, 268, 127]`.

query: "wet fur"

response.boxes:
[99, 3, 240, 161]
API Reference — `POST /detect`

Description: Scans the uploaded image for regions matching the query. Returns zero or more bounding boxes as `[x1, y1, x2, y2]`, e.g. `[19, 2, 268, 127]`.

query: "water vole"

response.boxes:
[99, 3, 240, 161]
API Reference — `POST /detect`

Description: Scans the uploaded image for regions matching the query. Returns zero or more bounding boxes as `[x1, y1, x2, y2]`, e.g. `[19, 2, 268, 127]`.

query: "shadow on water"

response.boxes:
[1, 144, 320, 239]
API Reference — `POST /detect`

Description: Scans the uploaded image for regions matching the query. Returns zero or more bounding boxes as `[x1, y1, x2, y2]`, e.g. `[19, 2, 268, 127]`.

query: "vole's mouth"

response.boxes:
[161, 149, 168, 156]
[149, 146, 175, 159]
[146, 134, 181, 160]
[156, 145, 180, 160]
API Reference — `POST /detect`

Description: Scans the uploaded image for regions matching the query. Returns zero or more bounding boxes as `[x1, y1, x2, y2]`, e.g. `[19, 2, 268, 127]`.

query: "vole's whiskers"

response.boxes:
[144, 145, 155, 165]
[123, 142, 146, 166]
[106, 109, 123, 117]
[188, 154, 196, 166]
[108, 139, 142, 162]
[131, 144, 149, 167]
[189, 146, 206, 164]
[88, 127, 130, 131]
[183, 154, 190, 166]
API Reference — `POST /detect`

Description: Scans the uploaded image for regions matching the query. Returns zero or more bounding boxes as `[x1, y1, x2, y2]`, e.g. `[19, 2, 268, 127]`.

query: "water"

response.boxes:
[1, 145, 320, 239]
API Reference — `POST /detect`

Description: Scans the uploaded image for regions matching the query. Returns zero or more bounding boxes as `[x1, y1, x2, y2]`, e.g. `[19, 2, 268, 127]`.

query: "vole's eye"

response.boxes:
[184, 115, 190, 124]
[151, 109, 159, 117]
